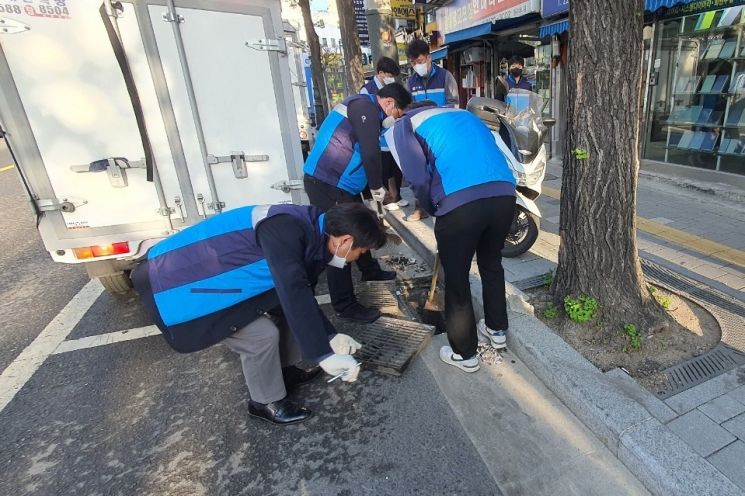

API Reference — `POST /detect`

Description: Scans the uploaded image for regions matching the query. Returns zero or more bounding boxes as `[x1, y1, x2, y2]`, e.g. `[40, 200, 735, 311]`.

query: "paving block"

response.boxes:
[665, 367, 745, 414]
[728, 386, 745, 405]
[668, 410, 737, 457]
[722, 412, 745, 440]
[699, 395, 745, 424]
[707, 441, 745, 491]
[619, 418, 744, 496]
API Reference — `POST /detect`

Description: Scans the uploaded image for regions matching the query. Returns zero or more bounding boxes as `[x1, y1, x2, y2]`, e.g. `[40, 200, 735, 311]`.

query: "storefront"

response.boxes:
[643, 0, 745, 176]
[434, 0, 542, 105]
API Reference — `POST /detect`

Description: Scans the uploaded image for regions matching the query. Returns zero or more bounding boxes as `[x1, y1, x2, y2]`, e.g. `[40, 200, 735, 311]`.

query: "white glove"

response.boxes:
[370, 187, 387, 203]
[319, 354, 361, 383]
[330, 333, 363, 355]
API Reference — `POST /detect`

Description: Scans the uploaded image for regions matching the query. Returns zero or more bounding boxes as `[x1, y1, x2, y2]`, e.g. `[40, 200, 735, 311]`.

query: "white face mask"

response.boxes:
[382, 116, 396, 129]
[383, 76, 396, 85]
[414, 63, 429, 77]
[328, 238, 352, 269]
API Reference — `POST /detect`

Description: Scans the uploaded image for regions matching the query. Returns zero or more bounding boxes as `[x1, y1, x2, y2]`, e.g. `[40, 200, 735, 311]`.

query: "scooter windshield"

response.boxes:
[502, 89, 546, 160]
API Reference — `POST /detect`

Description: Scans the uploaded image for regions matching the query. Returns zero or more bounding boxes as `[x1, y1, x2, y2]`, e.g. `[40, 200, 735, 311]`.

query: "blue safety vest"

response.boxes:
[407, 65, 450, 106]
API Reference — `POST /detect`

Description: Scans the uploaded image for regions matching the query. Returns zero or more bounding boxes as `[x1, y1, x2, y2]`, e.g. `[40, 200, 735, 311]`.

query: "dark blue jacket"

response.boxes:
[132, 204, 335, 358]
[303, 94, 384, 194]
[406, 65, 459, 107]
[360, 77, 383, 95]
[507, 74, 533, 91]
[384, 105, 516, 217]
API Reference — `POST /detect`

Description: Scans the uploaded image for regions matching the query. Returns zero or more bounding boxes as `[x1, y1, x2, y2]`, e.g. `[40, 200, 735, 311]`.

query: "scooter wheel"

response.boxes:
[502, 207, 539, 258]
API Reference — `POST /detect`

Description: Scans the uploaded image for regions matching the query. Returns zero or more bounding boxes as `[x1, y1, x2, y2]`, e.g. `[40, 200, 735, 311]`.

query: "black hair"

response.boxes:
[377, 82, 412, 110]
[324, 203, 387, 250]
[508, 55, 525, 66]
[406, 100, 437, 111]
[376, 56, 400, 77]
[406, 39, 430, 60]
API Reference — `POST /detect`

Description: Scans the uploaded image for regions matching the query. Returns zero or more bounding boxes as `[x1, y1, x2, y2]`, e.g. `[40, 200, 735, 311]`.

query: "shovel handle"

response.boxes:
[427, 254, 440, 303]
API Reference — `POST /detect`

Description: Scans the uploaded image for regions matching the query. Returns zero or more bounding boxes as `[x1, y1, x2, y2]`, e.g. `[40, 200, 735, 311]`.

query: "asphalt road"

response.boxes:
[0, 150, 500, 495]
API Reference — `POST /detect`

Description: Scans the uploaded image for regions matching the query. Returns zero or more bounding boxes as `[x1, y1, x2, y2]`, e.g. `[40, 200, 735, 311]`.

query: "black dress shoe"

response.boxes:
[361, 269, 397, 282]
[248, 398, 312, 425]
[282, 366, 322, 390]
[336, 302, 381, 323]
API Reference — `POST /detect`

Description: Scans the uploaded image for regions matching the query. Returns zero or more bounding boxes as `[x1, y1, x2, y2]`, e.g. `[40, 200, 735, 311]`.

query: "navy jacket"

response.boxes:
[406, 65, 459, 107]
[384, 105, 516, 217]
[132, 205, 335, 358]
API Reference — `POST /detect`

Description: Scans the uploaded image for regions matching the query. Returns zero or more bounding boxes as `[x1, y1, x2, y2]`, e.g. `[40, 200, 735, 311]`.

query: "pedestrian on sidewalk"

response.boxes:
[404, 39, 460, 222]
[132, 203, 387, 425]
[359, 56, 409, 212]
[385, 102, 517, 373]
[303, 83, 411, 323]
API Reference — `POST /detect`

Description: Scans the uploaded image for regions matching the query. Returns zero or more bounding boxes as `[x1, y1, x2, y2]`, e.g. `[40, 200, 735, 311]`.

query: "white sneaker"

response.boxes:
[383, 202, 400, 211]
[397, 199, 409, 207]
[439, 345, 480, 373]
[478, 319, 506, 349]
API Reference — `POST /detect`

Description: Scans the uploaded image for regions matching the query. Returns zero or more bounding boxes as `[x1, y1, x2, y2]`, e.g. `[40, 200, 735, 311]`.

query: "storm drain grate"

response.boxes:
[641, 260, 745, 319]
[335, 316, 434, 376]
[513, 274, 550, 291]
[356, 281, 403, 317]
[658, 344, 745, 399]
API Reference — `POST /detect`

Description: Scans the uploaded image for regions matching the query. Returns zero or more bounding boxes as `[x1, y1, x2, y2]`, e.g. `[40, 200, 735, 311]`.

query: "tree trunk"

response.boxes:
[297, 0, 329, 120]
[553, 0, 666, 331]
[337, 0, 365, 93]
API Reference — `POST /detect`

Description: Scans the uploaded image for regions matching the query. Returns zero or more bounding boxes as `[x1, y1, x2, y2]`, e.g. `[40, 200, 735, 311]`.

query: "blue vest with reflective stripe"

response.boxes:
[304, 94, 382, 195]
[407, 65, 449, 106]
[147, 204, 325, 326]
[360, 77, 382, 95]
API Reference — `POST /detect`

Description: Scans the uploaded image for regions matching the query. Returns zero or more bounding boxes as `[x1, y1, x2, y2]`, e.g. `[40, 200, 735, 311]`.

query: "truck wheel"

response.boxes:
[98, 272, 133, 295]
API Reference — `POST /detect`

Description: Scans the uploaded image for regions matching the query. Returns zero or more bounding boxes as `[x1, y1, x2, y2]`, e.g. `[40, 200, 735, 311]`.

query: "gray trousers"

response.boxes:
[223, 315, 302, 404]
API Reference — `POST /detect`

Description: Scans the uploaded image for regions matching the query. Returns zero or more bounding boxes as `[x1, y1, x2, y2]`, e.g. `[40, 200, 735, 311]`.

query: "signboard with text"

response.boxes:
[436, 0, 540, 35]
[353, 0, 370, 45]
[542, 0, 569, 17]
[391, 0, 417, 20]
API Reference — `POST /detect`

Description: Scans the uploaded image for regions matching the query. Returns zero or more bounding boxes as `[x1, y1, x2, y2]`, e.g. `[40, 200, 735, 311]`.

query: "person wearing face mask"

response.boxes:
[385, 101, 517, 374]
[359, 57, 408, 213]
[131, 203, 388, 425]
[360, 56, 400, 96]
[303, 82, 412, 323]
[404, 39, 460, 222]
[495, 55, 534, 101]
[405, 39, 460, 108]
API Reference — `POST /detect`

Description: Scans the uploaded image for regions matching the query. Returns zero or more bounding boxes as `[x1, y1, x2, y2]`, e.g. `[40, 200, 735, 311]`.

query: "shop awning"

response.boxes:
[538, 0, 702, 38]
[431, 45, 448, 61]
[444, 12, 542, 44]
[645, 0, 699, 12]
[539, 19, 569, 38]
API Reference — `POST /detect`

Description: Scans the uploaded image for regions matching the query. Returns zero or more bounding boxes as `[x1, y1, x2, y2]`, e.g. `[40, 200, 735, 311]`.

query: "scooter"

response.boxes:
[466, 90, 555, 257]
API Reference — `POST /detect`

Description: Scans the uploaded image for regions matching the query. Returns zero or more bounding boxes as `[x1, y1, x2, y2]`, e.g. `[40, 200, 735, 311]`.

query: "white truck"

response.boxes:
[0, 0, 307, 293]
[283, 19, 314, 159]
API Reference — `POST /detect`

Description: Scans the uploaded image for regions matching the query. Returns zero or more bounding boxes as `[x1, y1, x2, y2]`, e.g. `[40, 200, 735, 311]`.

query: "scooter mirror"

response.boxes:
[543, 117, 557, 128]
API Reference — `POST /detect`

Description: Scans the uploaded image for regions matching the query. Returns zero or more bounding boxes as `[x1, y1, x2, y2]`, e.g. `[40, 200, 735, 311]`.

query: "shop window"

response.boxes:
[644, 7, 745, 175]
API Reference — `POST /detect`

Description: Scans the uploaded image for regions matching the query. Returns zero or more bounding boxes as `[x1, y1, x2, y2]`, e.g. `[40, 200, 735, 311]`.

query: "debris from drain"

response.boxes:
[381, 254, 428, 274]
[477, 344, 505, 366]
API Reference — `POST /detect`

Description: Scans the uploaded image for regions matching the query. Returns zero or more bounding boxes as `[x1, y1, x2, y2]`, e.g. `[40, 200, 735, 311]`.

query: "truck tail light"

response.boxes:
[73, 242, 130, 260]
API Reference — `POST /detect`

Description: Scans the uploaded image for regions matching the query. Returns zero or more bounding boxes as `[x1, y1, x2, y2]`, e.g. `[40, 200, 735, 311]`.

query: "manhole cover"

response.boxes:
[332, 316, 434, 376]
[356, 281, 403, 317]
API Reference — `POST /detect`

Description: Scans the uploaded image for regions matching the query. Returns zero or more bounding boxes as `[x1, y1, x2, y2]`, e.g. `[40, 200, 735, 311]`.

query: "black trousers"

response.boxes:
[434, 196, 516, 359]
[304, 174, 383, 311]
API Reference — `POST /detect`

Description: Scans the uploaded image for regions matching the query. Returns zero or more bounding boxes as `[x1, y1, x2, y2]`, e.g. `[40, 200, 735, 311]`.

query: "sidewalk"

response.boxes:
[383, 164, 745, 495]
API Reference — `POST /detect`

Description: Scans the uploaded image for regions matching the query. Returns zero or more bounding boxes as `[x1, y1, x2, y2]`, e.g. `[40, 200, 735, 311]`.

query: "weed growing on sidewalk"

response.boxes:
[543, 270, 554, 286]
[544, 303, 558, 320]
[648, 286, 672, 310]
[564, 295, 599, 323]
[623, 323, 642, 352]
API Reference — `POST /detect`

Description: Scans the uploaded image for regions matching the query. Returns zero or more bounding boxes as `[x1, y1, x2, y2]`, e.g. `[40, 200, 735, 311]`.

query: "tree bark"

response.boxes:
[553, 0, 666, 330]
[336, 0, 365, 93]
[297, 0, 330, 120]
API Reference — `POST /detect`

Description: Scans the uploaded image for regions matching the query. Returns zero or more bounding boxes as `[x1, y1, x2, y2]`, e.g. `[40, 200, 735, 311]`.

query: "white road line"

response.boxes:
[52, 325, 161, 354]
[0, 279, 103, 414]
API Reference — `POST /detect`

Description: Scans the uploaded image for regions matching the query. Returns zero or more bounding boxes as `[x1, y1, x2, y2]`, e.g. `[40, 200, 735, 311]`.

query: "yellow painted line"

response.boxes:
[0, 164, 14, 173]
[541, 186, 745, 269]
